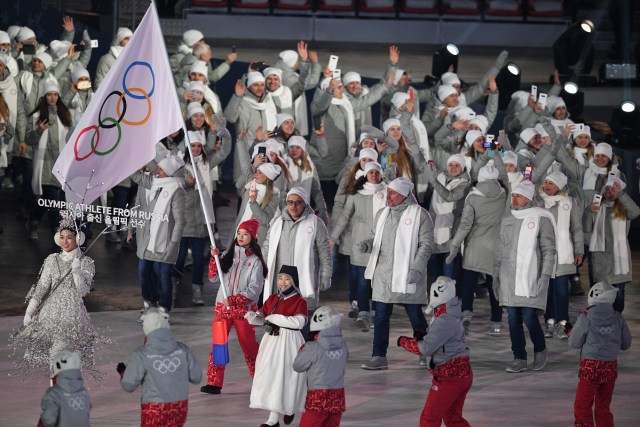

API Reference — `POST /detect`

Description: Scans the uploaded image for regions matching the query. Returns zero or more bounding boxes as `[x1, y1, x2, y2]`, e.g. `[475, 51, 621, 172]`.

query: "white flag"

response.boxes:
[53, 4, 182, 205]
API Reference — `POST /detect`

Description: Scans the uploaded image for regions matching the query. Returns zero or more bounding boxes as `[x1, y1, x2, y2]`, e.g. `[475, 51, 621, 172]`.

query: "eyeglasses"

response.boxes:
[286, 200, 305, 207]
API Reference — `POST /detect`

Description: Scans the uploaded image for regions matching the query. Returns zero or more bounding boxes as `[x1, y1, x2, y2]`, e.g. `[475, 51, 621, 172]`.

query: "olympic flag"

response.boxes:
[53, 4, 183, 205]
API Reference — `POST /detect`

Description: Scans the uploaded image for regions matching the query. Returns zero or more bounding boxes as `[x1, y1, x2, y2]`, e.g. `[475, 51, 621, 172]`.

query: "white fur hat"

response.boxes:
[594, 142, 613, 159]
[43, 80, 59, 95]
[364, 161, 382, 175]
[279, 50, 298, 68]
[115, 27, 133, 45]
[452, 106, 476, 121]
[511, 90, 530, 109]
[519, 128, 538, 144]
[158, 155, 185, 177]
[502, 150, 518, 166]
[276, 113, 294, 127]
[359, 148, 378, 162]
[287, 186, 309, 204]
[545, 171, 568, 190]
[383, 118, 401, 134]
[465, 130, 484, 146]
[426, 276, 457, 314]
[246, 71, 265, 87]
[187, 80, 206, 94]
[71, 67, 90, 83]
[262, 67, 282, 79]
[49, 40, 71, 61]
[189, 60, 208, 77]
[478, 163, 499, 182]
[183, 29, 204, 47]
[572, 125, 591, 140]
[50, 349, 81, 378]
[391, 91, 410, 109]
[258, 162, 282, 181]
[588, 282, 618, 306]
[546, 96, 565, 114]
[437, 85, 457, 102]
[142, 309, 170, 336]
[187, 130, 206, 146]
[0, 30, 10, 45]
[388, 176, 414, 197]
[287, 135, 307, 151]
[187, 102, 205, 118]
[6, 26, 20, 41]
[512, 180, 535, 200]
[393, 68, 405, 86]
[447, 154, 466, 169]
[469, 115, 489, 133]
[310, 305, 342, 331]
[17, 26, 36, 42]
[34, 52, 52, 70]
[342, 71, 361, 86]
[441, 72, 461, 86]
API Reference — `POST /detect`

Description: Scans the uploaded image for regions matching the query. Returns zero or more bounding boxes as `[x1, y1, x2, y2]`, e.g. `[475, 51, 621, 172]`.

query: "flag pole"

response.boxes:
[149, 0, 228, 300]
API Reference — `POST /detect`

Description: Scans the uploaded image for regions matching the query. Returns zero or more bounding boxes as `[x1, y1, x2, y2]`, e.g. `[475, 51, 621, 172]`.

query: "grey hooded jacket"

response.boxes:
[40, 369, 91, 427]
[293, 325, 348, 391]
[568, 303, 631, 361]
[418, 297, 470, 368]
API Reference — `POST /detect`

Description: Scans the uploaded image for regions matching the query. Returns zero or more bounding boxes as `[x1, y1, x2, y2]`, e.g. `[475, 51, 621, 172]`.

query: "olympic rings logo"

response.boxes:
[326, 350, 343, 360]
[153, 357, 181, 373]
[67, 396, 86, 410]
[74, 61, 156, 161]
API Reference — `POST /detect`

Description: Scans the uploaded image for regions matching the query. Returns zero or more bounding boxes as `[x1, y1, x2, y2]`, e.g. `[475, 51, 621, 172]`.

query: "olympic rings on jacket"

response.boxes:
[152, 357, 181, 373]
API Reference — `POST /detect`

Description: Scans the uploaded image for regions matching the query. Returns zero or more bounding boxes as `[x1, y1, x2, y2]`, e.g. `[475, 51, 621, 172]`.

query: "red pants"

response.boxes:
[574, 379, 615, 427]
[141, 400, 188, 427]
[206, 316, 259, 387]
[420, 375, 473, 427]
[299, 410, 342, 427]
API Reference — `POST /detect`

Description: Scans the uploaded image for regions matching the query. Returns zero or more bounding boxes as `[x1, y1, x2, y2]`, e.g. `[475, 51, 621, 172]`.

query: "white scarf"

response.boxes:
[270, 84, 293, 111]
[358, 181, 387, 219]
[146, 177, 181, 253]
[288, 156, 315, 193]
[187, 155, 213, 196]
[110, 45, 123, 59]
[540, 193, 574, 265]
[511, 207, 557, 297]
[294, 93, 308, 136]
[19, 71, 34, 99]
[431, 174, 465, 244]
[365, 203, 421, 294]
[239, 180, 266, 225]
[572, 146, 588, 166]
[177, 43, 192, 55]
[31, 113, 67, 196]
[265, 214, 317, 301]
[331, 96, 355, 146]
[583, 161, 607, 190]
[589, 202, 629, 275]
[243, 93, 277, 131]
[464, 155, 473, 175]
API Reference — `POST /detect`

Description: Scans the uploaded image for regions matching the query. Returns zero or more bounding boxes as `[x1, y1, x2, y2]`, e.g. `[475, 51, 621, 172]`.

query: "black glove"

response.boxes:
[413, 329, 427, 341]
[117, 362, 126, 375]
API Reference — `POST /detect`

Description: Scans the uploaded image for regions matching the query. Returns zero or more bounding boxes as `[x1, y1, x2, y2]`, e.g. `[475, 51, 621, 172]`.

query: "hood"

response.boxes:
[475, 180, 504, 198]
[145, 328, 179, 354]
[317, 325, 344, 351]
[55, 369, 85, 393]
[588, 303, 616, 326]
[443, 297, 462, 319]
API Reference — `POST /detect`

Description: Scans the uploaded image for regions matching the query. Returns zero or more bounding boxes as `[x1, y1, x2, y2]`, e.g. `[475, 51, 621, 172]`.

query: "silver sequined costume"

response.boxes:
[10, 248, 105, 378]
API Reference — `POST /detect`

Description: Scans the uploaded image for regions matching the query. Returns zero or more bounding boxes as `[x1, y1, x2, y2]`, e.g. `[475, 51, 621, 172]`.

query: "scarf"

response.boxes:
[146, 177, 181, 253]
[239, 180, 266, 225]
[573, 146, 589, 166]
[270, 84, 293, 111]
[32, 112, 67, 196]
[243, 93, 277, 131]
[109, 45, 123, 59]
[19, 71, 34, 99]
[177, 43, 192, 55]
[431, 174, 465, 244]
[187, 155, 213, 197]
[511, 207, 557, 297]
[265, 214, 317, 301]
[540, 193, 574, 265]
[589, 202, 629, 275]
[583, 161, 607, 190]
[358, 182, 387, 220]
[294, 93, 308, 136]
[288, 156, 315, 193]
[331, 96, 355, 146]
[365, 203, 421, 294]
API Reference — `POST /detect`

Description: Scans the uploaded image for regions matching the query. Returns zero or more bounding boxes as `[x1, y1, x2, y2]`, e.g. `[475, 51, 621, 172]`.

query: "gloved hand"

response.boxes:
[23, 299, 38, 326]
[212, 114, 227, 130]
[536, 274, 551, 295]
[445, 246, 459, 265]
[424, 164, 437, 184]
[355, 241, 370, 254]
[494, 50, 509, 70]
[397, 335, 412, 347]
[320, 276, 332, 291]
[406, 269, 421, 285]
[71, 257, 82, 274]
[116, 362, 126, 375]
[245, 311, 265, 326]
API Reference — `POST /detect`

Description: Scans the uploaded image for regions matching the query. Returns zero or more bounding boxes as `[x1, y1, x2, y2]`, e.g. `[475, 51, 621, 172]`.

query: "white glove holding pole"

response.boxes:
[23, 299, 38, 326]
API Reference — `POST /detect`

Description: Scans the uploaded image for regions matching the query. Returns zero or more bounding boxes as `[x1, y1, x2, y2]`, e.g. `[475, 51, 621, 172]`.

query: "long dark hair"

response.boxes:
[350, 175, 367, 194]
[219, 238, 268, 279]
[29, 94, 72, 128]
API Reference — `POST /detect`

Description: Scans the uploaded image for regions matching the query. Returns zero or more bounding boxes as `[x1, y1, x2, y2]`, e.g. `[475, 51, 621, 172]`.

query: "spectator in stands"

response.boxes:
[95, 27, 132, 89]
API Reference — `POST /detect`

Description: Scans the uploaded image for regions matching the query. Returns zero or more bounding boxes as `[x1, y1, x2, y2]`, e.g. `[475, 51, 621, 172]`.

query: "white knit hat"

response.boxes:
[511, 90, 530, 109]
[287, 186, 309, 204]
[469, 115, 489, 133]
[71, 67, 90, 83]
[49, 349, 81, 378]
[258, 163, 282, 181]
[587, 282, 618, 306]
[520, 128, 538, 144]
[0, 31, 10, 45]
[364, 161, 382, 175]
[512, 180, 535, 200]
[437, 85, 457, 102]
[359, 132, 374, 145]
[142, 309, 170, 336]
[545, 171, 568, 190]
[594, 142, 613, 159]
[478, 163, 499, 182]
[189, 60, 208, 77]
[393, 68, 405, 86]
[183, 29, 204, 47]
[158, 155, 185, 177]
[279, 50, 298, 68]
[447, 154, 466, 169]
[391, 91, 410, 109]
[6, 26, 20, 41]
[115, 27, 133, 45]
[265, 139, 284, 155]
[43, 80, 59, 95]
[34, 52, 52, 70]
[17, 26, 36, 42]
[310, 305, 341, 332]
[187, 80, 205, 94]
[342, 71, 361, 86]
[276, 113, 294, 127]
[572, 125, 591, 140]
[465, 130, 484, 146]
[383, 118, 401, 134]
[187, 130, 206, 146]
[604, 175, 626, 192]
[388, 176, 414, 197]
[187, 102, 205, 118]
[287, 135, 306, 151]
[262, 67, 282, 79]
[426, 276, 457, 314]
[359, 148, 378, 162]
[49, 40, 70, 61]
[502, 151, 518, 166]
[441, 72, 461, 86]
[246, 71, 265, 87]
[251, 142, 269, 159]
[452, 106, 476, 121]
[534, 123, 549, 139]
[546, 96, 565, 114]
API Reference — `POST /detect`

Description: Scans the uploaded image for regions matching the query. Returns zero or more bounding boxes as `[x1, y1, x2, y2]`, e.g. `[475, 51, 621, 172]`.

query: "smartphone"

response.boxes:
[250, 180, 256, 192]
[192, 91, 202, 101]
[328, 55, 339, 72]
[332, 69, 341, 80]
[409, 87, 414, 102]
[538, 93, 548, 109]
[575, 123, 585, 131]
[231, 45, 236, 53]
[257, 146, 267, 156]
[592, 193, 602, 208]
[523, 164, 533, 181]
[486, 134, 495, 143]
[77, 80, 92, 90]
[22, 43, 36, 55]
[531, 85, 538, 100]
[90, 39, 99, 48]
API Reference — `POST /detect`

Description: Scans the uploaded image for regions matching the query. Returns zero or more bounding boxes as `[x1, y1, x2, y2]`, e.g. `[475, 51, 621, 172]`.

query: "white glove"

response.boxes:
[320, 276, 332, 291]
[244, 311, 264, 326]
[23, 299, 38, 326]
[536, 274, 551, 296]
[71, 257, 82, 274]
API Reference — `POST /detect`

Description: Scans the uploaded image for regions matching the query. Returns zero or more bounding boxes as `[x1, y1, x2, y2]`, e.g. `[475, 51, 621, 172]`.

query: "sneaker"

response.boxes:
[192, 285, 204, 305]
[200, 385, 221, 394]
[361, 356, 388, 370]
[355, 312, 370, 332]
[533, 348, 548, 371]
[488, 323, 502, 336]
[348, 300, 358, 319]
[461, 310, 473, 336]
[554, 321, 569, 339]
[418, 356, 428, 367]
[505, 359, 528, 373]
[544, 319, 556, 338]
[137, 301, 151, 323]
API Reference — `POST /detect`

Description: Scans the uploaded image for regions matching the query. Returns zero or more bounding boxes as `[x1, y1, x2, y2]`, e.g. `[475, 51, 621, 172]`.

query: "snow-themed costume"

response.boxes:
[246, 265, 308, 426]
[569, 282, 632, 427]
[398, 276, 472, 427]
[294, 306, 348, 427]
[119, 310, 202, 427]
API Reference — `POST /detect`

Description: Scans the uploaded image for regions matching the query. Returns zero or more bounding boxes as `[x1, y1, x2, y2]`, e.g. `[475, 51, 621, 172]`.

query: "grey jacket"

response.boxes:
[450, 180, 507, 275]
[215, 245, 264, 307]
[360, 195, 434, 304]
[541, 195, 584, 277]
[40, 369, 91, 427]
[418, 298, 470, 367]
[233, 188, 281, 247]
[25, 107, 69, 187]
[494, 203, 557, 311]
[427, 172, 471, 254]
[293, 325, 348, 391]
[178, 55, 230, 87]
[121, 328, 202, 403]
[94, 51, 116, 90]
[568, 303, 631, 361]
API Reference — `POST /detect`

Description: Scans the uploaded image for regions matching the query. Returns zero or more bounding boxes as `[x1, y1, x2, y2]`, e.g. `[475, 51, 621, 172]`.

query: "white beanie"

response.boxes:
[587, 282, 618, 306]
[393, 68, 405, 86]
[251, 142, 269, 159]
[246, 71, 265, 87]
[452, 106, 476, 121]
[7, 26, 20, 41]
[447, 154, 466, 169]
[287, 135, 307, 151]
[604, 175, 626, 192]
[287, 186, 309, 204]
[359, 147, 378, 162]
[187, 130, 206, 146]
[310, 305, 341, 332]
[34, 52, 52, 70]
[388, 176, 414, 197]
[534, 123, 549, 139]
[158, 155, 185, 177]
[49, 349, 81, 378]
[265, 139, 284, 155]
[187, 102, 205, 118]
[546, 96, 565, 114]
[279, 50, 298, 68]
[43, 80, 59, 95]
[391, 91, 410, 109]
[512, 180, 535, 200]
[438, 85, 457, 102]
[258, 162, 282, 181]
[142, 309, 170, 336]
[17, 26, 36, 42]
[49, 40, 70, 61]
[187, 80, 205, 94]
[441, 72, 461, 86]
[276, 113, 294, 127]
[478, 163, 499, 182]
[342, 71, 361, 86]
[71, 67, 90, 83]
[469, 115, 489, 133]
[426, 276, 457, 313]
[262, 67, 282, 80]
[520, 128, 538, 144]
[0, 31, 10, 45]
[115, 27, 133, 45]
[359, 132, 374, 145]
[572, 125, 591, 140]
[154, 141, 169, 164]
[511, 90, 530, 109]
[183, 29, 204, 47]
[189, 60, 208, 77]
[502, 151, 518, 166]
[383, 118, 401, 134]
[363, 161, 382, 175]
[465, 130, 484, 146]
[545, 171, 568, 190]
[594, 142, 613, 159]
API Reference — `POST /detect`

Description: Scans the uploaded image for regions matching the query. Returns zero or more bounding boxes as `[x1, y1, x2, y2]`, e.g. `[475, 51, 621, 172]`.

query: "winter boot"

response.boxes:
[544, 319, 556, 338]
[192, 284, 204, 305]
